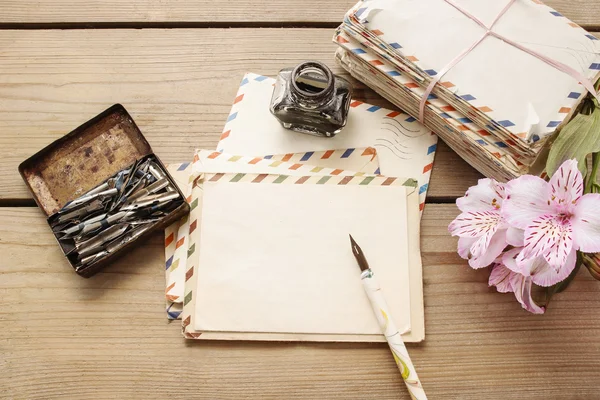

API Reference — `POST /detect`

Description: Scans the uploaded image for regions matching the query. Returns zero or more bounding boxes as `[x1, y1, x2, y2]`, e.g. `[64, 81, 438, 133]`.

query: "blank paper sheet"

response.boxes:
[194, 180, 412, 335]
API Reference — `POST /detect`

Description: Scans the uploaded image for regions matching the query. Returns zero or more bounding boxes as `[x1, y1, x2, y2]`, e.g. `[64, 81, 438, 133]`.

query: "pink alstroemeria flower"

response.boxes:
[449, 178, 522, 268]
[502, 247, 576, 287]
[503, 159, 600, 278]
[488, 261, 545, 314]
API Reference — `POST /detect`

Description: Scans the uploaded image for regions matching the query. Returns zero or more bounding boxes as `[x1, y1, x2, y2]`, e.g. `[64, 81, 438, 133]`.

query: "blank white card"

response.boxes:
[194, 180, 412, 335]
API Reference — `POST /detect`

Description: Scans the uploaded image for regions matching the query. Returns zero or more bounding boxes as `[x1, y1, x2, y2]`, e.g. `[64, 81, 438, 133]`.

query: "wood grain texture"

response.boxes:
[0, 0, 597, 28]
[0, 28, 481, 202]
[1, 205, 599, 399]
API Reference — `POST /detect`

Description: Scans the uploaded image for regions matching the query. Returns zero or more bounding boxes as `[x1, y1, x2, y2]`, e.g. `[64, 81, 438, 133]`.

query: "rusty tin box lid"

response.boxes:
[19, 104, 153, 216]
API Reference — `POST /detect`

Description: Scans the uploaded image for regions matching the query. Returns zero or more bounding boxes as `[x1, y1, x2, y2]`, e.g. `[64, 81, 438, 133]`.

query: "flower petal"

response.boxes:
[470, 224, 499, 259]
[511, 274, 545, 314]
[548, 159, 583, 214]
[468, 229, 508, 269]
[448, 210, 503, 238]
[542, 222, 574, 271]
[456, 178, 504, 212]
[503, 175, 552, 229]
[572, 193, 600, 253]
[530, 249, 576, 287]
[489, 264, 514, 293]
[519, 215, 573, 266]
[502, 247, 525, 274]
[506, 227, 525, 247]
[492, 180, 506, 200]
[457, 236, 477, 259]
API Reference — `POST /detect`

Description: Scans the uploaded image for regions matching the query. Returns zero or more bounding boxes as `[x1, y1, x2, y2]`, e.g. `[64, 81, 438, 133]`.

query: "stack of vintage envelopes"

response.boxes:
[334, 0, 600, 181]
[163, 73, 438, 342]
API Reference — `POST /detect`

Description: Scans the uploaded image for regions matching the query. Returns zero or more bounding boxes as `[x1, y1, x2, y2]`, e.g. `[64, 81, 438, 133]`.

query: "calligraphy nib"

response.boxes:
[349, 234, 370, 272]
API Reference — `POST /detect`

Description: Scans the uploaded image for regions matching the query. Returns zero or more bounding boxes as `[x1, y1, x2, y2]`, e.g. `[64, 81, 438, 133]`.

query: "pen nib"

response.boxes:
[349, 234, 370, 272]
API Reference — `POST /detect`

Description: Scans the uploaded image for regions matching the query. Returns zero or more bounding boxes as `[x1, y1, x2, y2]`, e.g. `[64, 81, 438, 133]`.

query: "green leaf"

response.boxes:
[545, 108, 600, 178]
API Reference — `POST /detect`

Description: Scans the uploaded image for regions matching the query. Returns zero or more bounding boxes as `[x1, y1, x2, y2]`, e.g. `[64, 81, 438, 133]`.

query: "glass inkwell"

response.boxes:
[270, 61, 353, 137]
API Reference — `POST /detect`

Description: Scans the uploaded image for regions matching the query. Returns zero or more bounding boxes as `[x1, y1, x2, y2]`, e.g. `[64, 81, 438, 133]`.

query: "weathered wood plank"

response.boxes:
[1, 205, 599, 399]
[0, 0, 597, 29]
[0, 28, 481, 202]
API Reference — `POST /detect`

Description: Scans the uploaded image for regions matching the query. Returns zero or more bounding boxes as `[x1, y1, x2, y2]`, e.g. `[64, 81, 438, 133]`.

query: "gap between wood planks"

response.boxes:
[0, 21, 345, 30]
[0, 198, 461, 208]
[0, 21, 598, 31]
[0, 199, 37, 207]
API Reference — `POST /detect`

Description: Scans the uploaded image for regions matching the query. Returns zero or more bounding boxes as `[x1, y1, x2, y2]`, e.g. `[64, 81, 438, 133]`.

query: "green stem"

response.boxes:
[581, 98, 594, 115]
[589, 78, 600, 110]
[585, 152, 600, 194]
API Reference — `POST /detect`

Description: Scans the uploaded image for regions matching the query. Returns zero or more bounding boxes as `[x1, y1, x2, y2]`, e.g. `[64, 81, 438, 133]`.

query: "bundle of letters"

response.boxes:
[334, 0, 600, 181]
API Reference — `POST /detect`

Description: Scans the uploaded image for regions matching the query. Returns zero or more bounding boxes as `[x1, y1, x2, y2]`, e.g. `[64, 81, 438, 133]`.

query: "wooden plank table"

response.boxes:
[1, 1, 599, 399]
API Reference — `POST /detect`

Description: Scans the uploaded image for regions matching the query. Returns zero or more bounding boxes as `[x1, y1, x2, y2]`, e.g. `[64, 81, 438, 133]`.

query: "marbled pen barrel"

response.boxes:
[361, 269, 427, 400]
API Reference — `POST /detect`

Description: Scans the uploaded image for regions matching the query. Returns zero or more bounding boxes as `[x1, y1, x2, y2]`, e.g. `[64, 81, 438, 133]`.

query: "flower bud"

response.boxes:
[582, 253, 600, 281]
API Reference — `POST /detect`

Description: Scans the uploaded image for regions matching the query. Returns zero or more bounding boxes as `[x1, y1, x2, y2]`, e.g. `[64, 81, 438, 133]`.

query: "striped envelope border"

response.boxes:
[163, 162, 195, 320]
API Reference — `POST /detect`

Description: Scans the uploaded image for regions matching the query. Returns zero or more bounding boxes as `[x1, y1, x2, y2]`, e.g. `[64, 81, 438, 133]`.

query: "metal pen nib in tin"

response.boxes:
[78, 251, 110, 268]
[148, 162, 165, 180]
[121, 175, 148, 200]
[77, 211, 133, 236]
[75, 223, 129, 258]
[127, 218, 161, 226]
[78, 224, 153, 267]
[75, 202, 169, 237]
[148, 161, 174, 192]
[60, 187, 118, 212]
[78, 170, 129, 199]
[111, 169, 130, 191]
[52, 199, 105, 226]
[113, 159, 143, 198]
[59, 212, 109, 238]
[62, 210, 133, 239]
[106, 224, 153, 252]
[121, 191, 180, 211]
[81, 182, 109, 198]
[126, 178, 170, 202]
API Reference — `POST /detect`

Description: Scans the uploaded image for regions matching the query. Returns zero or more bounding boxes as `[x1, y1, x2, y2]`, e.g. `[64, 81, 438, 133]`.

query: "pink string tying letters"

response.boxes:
[418, 0, 600, 124]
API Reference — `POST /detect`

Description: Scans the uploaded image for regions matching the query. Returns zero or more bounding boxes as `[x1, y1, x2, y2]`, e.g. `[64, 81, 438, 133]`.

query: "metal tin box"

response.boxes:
[18, 104, 189, 277]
